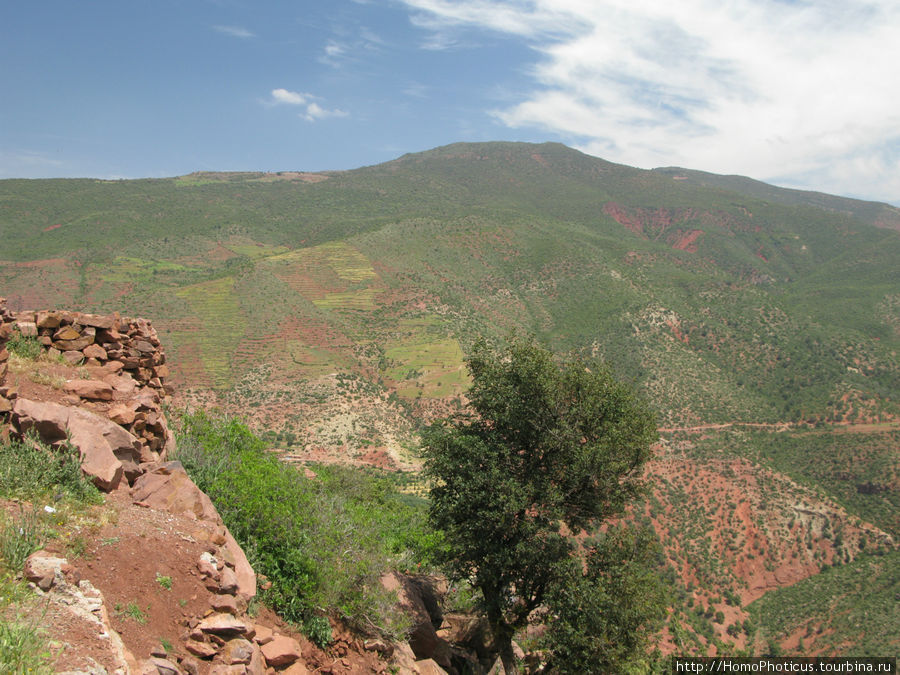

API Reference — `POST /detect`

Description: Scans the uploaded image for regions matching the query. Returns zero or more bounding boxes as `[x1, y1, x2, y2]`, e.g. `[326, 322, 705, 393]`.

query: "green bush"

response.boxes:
[0, 434, 101, 504]
[5, 331, 44, 361]
[174, 411, 436, 643]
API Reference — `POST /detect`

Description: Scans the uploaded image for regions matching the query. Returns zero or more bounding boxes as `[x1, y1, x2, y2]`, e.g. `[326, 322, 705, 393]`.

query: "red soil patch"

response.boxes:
[43, 223, 63, 232]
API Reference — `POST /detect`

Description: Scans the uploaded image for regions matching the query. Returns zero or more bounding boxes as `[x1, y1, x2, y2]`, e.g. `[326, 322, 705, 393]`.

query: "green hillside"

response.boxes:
[2, 141, 899, 655]
[2, 142, 897, 430]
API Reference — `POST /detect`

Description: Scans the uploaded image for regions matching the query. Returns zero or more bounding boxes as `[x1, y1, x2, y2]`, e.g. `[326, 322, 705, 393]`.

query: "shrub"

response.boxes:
[0, 434, 101, 504]
[5, 331, 43, 361]
[175, 411, 434, 643]
[0, 508, 43, 573]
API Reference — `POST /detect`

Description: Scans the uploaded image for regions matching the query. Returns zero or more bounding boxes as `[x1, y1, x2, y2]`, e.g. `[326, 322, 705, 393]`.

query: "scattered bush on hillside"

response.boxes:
[175, 411, 438, 644]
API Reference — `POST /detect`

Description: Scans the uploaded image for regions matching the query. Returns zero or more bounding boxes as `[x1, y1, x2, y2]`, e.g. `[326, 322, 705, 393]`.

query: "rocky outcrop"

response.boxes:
[23, 550, 136, 674]
[0, 300, 174, 469]
[133, 461, 257, 600]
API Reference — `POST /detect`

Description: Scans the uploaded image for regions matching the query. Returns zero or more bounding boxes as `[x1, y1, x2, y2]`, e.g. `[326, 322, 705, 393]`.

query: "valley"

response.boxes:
[2, 141, 899, 657]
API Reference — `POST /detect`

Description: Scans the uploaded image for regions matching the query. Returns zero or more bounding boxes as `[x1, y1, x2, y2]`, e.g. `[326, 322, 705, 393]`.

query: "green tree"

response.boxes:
[423, 336, 662, 674]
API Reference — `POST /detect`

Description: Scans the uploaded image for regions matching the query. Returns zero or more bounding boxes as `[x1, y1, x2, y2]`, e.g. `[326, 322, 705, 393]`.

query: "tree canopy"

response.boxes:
[423, 336, 665, 673]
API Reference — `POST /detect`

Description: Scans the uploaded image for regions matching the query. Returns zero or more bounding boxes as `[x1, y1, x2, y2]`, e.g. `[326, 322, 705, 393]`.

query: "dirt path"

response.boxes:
[658, 420, 900, 434]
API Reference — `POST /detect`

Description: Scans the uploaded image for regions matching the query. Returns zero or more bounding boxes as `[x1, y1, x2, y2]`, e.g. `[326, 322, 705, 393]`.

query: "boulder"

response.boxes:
[415, 659, 449, 675]
[35, 311, 62, 329]
[260, 635, 302, 667]
[62, 350, 84, 364]
[198, 613, 252, 638]
[53, 326, 82, 341]
[12, 398, 70, 441]
[12, 401, 137, 491]
[251, 624, 274, 646]
[223, 530, 257, 600]
[77, 313, 116, 329]
[184, 639, 218, 659]
[15, 321, 38, 337]
[382, 573, 451, 670]
[131, 462, 221, 522]
[219, 638, 254, 665]
[54, 336, 95, 352]
[82, 343, 108, 360]
[24, 550, 68, 591]
[66, 407, 125, 491]
[108, 402, 138, 425]
[64, 379, 114, 401]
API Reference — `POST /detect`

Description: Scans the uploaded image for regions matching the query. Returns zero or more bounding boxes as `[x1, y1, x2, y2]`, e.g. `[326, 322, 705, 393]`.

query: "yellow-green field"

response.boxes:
[173, 276, 245, 388]
[98, 256, 192, 284]
[383, 319, 469, 399]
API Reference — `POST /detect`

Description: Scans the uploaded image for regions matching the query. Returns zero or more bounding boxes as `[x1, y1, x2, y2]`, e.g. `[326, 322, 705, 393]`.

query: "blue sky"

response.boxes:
[3, 0, 899, 205]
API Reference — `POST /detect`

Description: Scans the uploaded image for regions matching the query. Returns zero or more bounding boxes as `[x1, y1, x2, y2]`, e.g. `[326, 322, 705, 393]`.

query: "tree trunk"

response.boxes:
[498, 637, 520, 675]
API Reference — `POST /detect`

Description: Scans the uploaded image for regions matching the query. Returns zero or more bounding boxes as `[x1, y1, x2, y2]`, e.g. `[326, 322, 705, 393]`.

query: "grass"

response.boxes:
[5, 332, 43, 361]
[115, 601, 148, 624]
[0, 508, 44, 574]
[0, 574, 54, 674]
[155, 573, 172, 590]
[0, 432, 104, 674]
[0, 434, 102, 504]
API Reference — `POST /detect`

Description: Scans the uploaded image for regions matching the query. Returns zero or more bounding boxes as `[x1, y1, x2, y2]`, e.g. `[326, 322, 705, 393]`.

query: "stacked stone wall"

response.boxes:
[0, 297, 173, 489]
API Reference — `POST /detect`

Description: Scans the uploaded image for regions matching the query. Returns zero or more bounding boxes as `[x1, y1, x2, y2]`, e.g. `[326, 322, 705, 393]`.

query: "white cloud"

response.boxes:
[268, 89, 348, 122]
[212, 25, 255, 39]
[400, 0, 900, 203]
[271, 88, 310, 106]
[302, 102, 349, 122]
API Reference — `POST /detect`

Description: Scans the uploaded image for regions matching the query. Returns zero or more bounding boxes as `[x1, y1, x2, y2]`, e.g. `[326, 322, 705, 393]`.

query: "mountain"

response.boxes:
[1, 141, 899, 654]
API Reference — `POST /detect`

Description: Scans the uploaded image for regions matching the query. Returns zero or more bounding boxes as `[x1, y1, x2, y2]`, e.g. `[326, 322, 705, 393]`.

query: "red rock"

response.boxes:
[108, 403, 138, 425]
[54, 326, 81, 341]
[247, 643, 265, 675]
[83, 343, 108, 360]
[198, 613, 251, 637]
[62, 350, 84, 364]
[280, 662, 308, 675]
[414, 659, 448, 675]
[149, 657, 181, 675]
[260, 635, 302, 667]
[131, 463, 221, 522]
[66, 407, 125, 491]
[12, 398, 70, 441]
[185, 638, 218, 659]
[218, 566, 239, 595]
[53, 336, 94, 351]
[35, 311, 61, 329]
[64, 379, 114, 401]
[15, 321, 38, 337]
[223, 531, 257, 600]
[0, 347, 8, 362]
[104, 372, 138, 395]
[219, 639, 254, 665]
[24, 550, 67, 591]
[210, 594, 240, 615]
[77, 313, 115, 329]
[251, 625, 274, 646]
